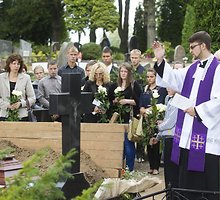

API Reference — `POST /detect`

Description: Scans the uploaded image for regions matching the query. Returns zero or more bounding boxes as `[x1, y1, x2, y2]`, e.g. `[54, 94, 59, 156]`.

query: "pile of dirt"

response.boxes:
[0, 140, 107, 185]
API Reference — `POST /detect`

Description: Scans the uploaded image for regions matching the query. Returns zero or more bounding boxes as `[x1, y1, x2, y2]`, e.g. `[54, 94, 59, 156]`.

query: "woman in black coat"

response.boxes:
[82, 62, 110, 122]
[108, 62, 142, 171]
[139, 68, 167, 175]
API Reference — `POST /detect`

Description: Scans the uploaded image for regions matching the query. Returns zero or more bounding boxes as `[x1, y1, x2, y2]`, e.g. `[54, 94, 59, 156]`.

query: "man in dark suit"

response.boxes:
[102, 47, 118, 74]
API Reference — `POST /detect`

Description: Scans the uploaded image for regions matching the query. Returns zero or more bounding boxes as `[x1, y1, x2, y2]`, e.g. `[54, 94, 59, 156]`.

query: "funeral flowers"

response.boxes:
[113, 86, 130, 123]
[94, 85, 110, 123]
[143, 89, 166, 144]
[7, 90, 22, 121]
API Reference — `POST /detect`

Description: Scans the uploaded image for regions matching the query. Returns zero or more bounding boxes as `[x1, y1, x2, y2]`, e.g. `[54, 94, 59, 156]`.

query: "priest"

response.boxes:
[152, 31, 220, 200]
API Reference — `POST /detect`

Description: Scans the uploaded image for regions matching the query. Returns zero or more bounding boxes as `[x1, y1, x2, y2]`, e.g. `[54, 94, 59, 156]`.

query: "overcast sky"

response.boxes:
[70, 0, 143, 44]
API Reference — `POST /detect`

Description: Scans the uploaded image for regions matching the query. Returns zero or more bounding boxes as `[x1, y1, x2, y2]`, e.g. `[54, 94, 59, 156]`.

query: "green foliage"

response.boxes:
[110, 68, 119, 83]
[163, 41, 175, 62]
[181, 4, 196, 58]
[0, 148, 14, 160]
[64, 0, 90, 38]
[90, 0, 119, 32]
[0, 148, 76, 200]
[133, 4, 148, 53]
[144, 48, 154, 58]
[0, 0, 66, 44]
[81, 43, 101, 60]
[113, 52, 125, 61]
[192, 0, 220, 52]
[157, 0, 187, 47]
[111, 46, 123, 54]
[74, 180, 103, 200]
[133, 70, 147, 87]
[64, 0, 119, 43]
[31, 45, 59, 62]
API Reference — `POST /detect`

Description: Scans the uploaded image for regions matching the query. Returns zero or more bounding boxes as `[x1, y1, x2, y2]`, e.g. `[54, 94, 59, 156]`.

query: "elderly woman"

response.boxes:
[0, 54, 35, 121]
[82, 62, 110, 122]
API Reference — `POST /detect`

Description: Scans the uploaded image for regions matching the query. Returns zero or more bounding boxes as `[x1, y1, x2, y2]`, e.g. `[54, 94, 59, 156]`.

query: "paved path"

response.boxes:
[134, 160, 166, 199]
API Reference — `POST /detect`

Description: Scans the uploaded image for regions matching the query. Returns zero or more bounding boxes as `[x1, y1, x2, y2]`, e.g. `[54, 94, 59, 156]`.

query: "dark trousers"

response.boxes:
[136, 141, 145, 160]
[163, 138, 179, 189]
[147, 142, 161, 170]
[178, 148, 220, 200]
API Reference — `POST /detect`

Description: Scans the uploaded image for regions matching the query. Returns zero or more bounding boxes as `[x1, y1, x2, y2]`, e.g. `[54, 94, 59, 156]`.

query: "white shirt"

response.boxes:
[107, 63, 113, 74]
[156, 55, 220, 155]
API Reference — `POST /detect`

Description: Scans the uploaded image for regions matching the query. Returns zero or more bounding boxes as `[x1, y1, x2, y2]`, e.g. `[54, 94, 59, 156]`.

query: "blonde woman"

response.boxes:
[82, 62, 110, 122]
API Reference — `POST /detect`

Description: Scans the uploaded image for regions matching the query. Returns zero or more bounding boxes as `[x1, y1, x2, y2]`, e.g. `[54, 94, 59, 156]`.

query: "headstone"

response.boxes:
[0, 155, 22, 187]
[128, 35, 139, 52]
[49, 73, 93, 199]
[100, 37, 111, 50]
[20, 39, 32, 57]
[52, 42, 61, 52]
[173, 45, 186, 62]
[0, 39, 13, 57]
[57, 42, 75, 68]
[73, 42, 82, 52]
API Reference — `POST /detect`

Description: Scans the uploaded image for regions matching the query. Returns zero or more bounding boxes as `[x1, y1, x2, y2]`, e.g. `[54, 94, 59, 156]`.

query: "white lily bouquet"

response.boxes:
[93, 85, 110, 123]
[143, 89, 166, 143]
[7, 90, 22, 121]
[113, 86, 130, 123]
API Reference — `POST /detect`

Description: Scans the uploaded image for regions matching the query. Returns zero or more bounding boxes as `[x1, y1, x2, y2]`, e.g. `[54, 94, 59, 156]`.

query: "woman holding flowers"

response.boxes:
[139, 68, 167, 175]
[0, 54, 35, 121]
[82, 62, 110, 123]
[108, 62, 142, 171]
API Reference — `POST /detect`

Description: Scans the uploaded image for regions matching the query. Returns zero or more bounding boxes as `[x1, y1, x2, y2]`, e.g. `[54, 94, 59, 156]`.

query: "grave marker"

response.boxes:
[50, 73, 93, 199]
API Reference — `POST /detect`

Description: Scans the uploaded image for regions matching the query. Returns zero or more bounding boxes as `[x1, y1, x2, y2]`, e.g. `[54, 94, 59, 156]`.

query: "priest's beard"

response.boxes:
[192, 51, 202, 60]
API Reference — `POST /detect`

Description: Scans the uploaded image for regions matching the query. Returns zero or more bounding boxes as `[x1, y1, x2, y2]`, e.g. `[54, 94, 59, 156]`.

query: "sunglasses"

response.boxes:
[189, 43, 202, 50]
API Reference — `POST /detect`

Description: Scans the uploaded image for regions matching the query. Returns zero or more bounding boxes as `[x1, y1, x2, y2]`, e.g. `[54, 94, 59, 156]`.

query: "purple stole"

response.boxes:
[171, 57, 219, 172]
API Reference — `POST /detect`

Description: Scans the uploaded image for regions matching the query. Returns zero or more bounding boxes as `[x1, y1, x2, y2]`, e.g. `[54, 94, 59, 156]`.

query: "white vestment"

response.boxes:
[156, 55, 220, 155]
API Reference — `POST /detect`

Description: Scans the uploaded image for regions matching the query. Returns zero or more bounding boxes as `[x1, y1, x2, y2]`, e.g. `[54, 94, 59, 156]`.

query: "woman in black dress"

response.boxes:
[139, 68, 167, 175]
[82, 62, 110, 122]
[108, 62, 142, 171]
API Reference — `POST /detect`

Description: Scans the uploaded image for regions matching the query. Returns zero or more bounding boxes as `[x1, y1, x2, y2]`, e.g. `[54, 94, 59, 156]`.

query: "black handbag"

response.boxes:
[26, 99, 37, 122]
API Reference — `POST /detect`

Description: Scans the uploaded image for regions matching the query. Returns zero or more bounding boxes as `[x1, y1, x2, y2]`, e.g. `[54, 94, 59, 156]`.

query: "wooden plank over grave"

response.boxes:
[0, 122, 124, 177]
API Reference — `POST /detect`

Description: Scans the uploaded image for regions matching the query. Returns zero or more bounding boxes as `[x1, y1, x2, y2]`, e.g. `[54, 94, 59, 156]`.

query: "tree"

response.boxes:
[64, 0, 91, 43]
[193, 0, 220, 52]
[143, 0, 156, 49]
[0, 0, 66, 45]
[64, 0, 119, 43]
[91, 0, 119, 38]
[157, 0, 187, 47]
[118, 0, 130, 53]
[133, 4, 148, 53]
[181, 4, 196, 53]
[49, 0, 67, 42]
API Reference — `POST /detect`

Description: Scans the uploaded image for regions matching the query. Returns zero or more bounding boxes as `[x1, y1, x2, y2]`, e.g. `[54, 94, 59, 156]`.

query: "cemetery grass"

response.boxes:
[0, 140, 107, 185]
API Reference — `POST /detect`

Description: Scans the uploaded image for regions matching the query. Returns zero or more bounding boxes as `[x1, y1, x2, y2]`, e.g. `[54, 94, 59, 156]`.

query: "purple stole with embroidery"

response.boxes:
[171, 57, 219, 172]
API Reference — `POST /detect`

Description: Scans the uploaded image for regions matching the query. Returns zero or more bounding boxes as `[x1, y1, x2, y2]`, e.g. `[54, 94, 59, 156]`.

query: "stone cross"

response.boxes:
[49, 73, 92, 199]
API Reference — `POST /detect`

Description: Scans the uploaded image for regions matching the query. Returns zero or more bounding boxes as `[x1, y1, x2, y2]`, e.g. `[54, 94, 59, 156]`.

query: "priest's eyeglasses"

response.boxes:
[189, 43, 202, 50]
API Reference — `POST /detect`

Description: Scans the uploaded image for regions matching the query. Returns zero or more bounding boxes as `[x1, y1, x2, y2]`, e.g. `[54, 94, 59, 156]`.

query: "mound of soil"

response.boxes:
[0, 140, 107, 185]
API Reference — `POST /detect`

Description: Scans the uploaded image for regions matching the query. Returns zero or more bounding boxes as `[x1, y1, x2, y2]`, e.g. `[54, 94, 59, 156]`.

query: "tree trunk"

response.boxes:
[143, 0, 156, 48]
[51, 0, 65, 42]
[118, 0, 130, 53]
[90, 28, 96, 43]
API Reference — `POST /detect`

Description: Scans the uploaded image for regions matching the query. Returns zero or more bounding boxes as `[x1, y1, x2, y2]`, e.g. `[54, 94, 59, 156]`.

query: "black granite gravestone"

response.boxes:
[128, 35, 139, 52]
[49, 73, 93, 199]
